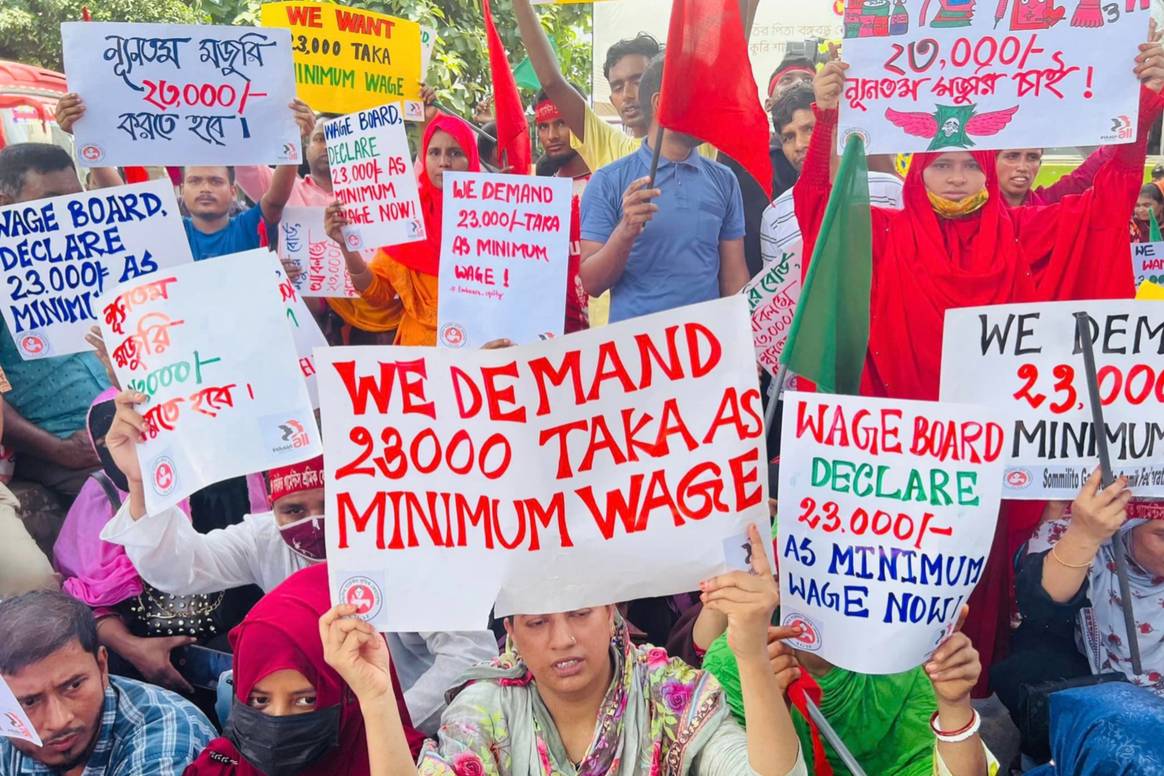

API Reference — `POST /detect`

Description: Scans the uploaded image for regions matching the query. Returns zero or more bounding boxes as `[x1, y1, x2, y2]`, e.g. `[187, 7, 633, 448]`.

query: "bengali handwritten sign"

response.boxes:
[1134, 241, 1164, 287]
[62, 23, 300, 167]
[778, 391, 1005, 674]
[839, 3, 1147, 154]
[744, 243, 803, 378]
[98, 250, 321, 514]
[273, 257, 328, 408]
[941, 300, 1164, 499]
[278, 207, 359, 298]
[318, 296, 770, 632]
[0, 180, 192, 360]
[0, 676, 41, 747]
[436, 172, 571, 349]
[260, 2, 423, 117]
[325, 104, 425, 254]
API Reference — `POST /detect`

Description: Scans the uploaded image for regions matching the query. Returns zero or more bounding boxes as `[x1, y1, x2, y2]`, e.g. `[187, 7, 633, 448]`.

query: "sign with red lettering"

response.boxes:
[62, 22, 301, 166]
[277, 207, 359, 298]
[839, 2, 1147, 154]
[0, 675, 41, 746]
[317, 296, 770, 632]
[325, 104, 425, 253]
[941, 300, 1164, 499]
[744, 244, 803, 378]
[778, 391, 1005, 674]
[436, 172, 572, 349]
[98, 249, 321, 514]
[0, 179, 192, 360]
[1134, 241, 1164, 288]
[273, 257, 328, 408]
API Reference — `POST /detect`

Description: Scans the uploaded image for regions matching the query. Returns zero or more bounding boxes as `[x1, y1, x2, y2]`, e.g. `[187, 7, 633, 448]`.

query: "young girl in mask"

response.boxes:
[185, 563, 427, 775]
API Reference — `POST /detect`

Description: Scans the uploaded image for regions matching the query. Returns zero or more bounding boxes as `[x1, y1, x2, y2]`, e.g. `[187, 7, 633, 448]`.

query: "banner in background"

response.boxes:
[98, 250, 321, 514]
[1134, 241, 1164, 287]
[261, 2, 423, 117]
[318, 296, 769, 632]
[744, 244, 803, 378]
[0, 179, 192, 360]
[941, 300, 1164, 499]
[62, 22, 301, 166]
[778, 391, 1005, 674]
[278, 207, 359, 298]
[436, 172, 571, 349]
[839, 3, 1147, 154]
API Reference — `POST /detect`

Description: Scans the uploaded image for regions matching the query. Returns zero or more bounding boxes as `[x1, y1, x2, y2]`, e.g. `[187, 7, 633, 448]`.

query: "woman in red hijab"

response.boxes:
[327, 113, 482, 346]
[184, 564, 424, 776]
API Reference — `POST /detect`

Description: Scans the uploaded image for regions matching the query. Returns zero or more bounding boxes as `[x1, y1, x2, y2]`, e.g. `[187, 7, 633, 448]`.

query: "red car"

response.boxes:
[0, 59, 70, 151]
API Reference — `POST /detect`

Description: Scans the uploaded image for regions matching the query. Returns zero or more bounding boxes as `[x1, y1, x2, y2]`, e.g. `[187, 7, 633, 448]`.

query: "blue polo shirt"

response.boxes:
[580, 140, 744, 324]
[183, 205, 264, 261]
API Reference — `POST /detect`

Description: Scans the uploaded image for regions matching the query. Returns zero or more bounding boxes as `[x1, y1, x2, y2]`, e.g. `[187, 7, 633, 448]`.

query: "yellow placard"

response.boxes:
[261, 2, 422, 116]
[1137, 280, 1164, 300]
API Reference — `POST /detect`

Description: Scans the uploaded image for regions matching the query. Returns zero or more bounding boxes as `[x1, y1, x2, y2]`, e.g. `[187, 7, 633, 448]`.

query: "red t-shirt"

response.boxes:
[563, 173, 591, 333]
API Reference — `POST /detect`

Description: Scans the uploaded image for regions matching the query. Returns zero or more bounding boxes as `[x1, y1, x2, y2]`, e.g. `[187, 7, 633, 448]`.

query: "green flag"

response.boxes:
[779, 134, 873, 395]
[1151, 208, 1163, 242]
[514, 36, 559, 92]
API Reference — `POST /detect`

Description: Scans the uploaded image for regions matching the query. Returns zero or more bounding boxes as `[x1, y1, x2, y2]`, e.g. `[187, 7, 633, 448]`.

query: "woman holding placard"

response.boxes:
[320, 524, 809, 776]
[326, 114, 481, 347]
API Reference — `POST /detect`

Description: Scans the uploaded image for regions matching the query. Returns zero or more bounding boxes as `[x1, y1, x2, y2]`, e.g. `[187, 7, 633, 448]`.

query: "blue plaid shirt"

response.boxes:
[0, 675, 215, 775]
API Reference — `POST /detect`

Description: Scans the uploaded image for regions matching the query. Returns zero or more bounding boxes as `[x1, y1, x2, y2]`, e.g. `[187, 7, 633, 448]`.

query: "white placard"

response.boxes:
[0, 179, 192, 360]
[0, 676, 41, 747]
[274, 260, 328, 408]
[744, 243, 803, 378]
[941, 300, 1164, 499]
[277, 207, 359, 298]
[62, 22, 301, 167]
[436, 172, 571, 349]
[839, 4, 1148, 154]
[318, 296, 770, 632]
[98, 249, 321, 514]
[325, 104, 425, 254]
[1133, 241, 1164, 287]
[778, 391, 1005, 674]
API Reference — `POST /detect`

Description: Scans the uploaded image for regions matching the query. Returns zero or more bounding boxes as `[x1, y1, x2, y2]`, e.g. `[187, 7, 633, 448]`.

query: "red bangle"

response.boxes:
[929, 709, 977, 739]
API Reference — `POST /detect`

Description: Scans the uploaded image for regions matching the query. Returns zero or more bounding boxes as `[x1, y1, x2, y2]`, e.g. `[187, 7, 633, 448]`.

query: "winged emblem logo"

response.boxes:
[885, 103, 1020, 150]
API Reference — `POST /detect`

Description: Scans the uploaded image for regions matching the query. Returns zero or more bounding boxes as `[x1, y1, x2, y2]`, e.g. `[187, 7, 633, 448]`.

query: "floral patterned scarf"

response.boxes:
[418, 621, 728, 775]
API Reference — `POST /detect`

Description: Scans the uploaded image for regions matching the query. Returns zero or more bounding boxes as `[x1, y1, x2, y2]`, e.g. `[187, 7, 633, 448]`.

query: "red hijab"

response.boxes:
[388, 113, 481, 277]
[184, 564, 425, 775]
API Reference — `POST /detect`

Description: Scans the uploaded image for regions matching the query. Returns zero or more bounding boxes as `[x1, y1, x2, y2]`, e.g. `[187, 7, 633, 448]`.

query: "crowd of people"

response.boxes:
[0, 1, 1162, 773]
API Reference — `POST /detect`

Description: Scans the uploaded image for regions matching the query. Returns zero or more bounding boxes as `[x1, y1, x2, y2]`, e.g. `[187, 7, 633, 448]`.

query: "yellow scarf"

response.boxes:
[927, 189, 989, 219]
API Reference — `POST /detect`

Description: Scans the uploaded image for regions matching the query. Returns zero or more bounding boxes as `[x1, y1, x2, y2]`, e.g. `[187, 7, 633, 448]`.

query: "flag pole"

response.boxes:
[646, 124, 666, 188]
[1073, 312, 1142, 675]
[804, 696, 868, 776]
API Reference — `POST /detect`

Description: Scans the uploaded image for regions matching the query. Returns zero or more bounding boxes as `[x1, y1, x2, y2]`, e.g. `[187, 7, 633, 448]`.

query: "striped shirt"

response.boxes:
[760, 171, 905, 266]
[1, 676, 215, 775]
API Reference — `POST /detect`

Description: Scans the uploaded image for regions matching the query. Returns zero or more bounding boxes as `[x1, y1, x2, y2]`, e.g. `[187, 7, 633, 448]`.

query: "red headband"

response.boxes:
[768, 65, 814, 97]
[267, 455, 324, 503]
[535, 99, 562, 125]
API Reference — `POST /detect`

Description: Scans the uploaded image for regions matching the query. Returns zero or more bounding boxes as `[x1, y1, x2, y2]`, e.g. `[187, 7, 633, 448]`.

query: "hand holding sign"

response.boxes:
[1070, 469, 1133, 547]
[923, 607, 979, 706]
[700, 523, 780, 660]
[813, 59, 848, 113]
[104, 390, 149, 486]
[1136, 19, 1164, 93]
[318, 604, 394, 704]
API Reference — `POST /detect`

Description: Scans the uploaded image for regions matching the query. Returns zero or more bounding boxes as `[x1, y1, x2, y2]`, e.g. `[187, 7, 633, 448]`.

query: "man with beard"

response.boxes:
[995, 146, 1114, 208]
[0, 591, 213, 774]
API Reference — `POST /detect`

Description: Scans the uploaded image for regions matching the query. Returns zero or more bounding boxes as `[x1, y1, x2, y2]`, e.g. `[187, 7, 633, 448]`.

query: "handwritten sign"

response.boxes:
[0, 676, 41, 746]
[940, 300, 1164, 499]
[278, 207, 359, 298]
[318, 296, 770, 632]
[273, 257, 328, 408]
[778, 391, 1005, 674]
[1134, 241, 1164, 287]
[62, 22, 300, 167]
[325, 104, 425, 254]
[260, 2, 423, 117]
[839, 3, 1147, 154]
[98, 250, 321, 514]
[436, 172, 571, 349]
[420, 27, 437, 79]
[744, 244, 803, 378]
[0, 180, 192, 360]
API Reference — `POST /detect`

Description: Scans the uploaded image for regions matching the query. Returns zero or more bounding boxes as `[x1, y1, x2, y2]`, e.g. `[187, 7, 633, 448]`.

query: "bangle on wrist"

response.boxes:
[1050, 543, 1094, 569]
[929, 708, 980, 743]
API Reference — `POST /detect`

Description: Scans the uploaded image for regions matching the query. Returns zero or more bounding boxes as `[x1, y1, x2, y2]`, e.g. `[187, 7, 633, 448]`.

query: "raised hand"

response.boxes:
[319, 604, 394, 705]
[813, 58, 849, 112]
[103, 390, 149, 484]
[55, 93, 85, 135]
[700, 523, 780, 661]
[1070, 468, 1131, 547]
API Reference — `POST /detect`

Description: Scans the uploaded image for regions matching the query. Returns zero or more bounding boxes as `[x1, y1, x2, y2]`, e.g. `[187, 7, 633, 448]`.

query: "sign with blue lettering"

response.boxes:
[778, 391, 1005, 674]
[61, 22, 301, 167]
[0, 179, 193, 360]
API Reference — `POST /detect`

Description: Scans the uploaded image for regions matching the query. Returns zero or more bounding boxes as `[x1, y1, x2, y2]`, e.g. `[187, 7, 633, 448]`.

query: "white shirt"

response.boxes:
[760, 171, 905, 266]
[100, 503, 498, 734]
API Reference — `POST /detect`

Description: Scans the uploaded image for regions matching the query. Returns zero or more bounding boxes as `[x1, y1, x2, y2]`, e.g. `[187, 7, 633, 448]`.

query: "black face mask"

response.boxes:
[225, 699, 340, 776]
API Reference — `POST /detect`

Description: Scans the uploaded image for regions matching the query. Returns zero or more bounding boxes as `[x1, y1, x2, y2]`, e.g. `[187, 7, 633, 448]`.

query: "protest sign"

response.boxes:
[98, 250, 321, 514]
[778, 391, 1005, 674]
[744, 244, 803, 378]
[436, 172, 571, 349]
[0, 179, 192, 360]
[277, 207, 359, 298]
[0, 675, 41, 747]
[838, 2, 1148, 154]
[1140, 280, 1164, 300]
[420, 27, 437, 79]
[325, 105, 425, 254]
[62, 22, 300, 167]
[260, 2, 423, 117]
[1134, 242, 1164, 287]
[317, 296, 770, 632]
[272, 257, 328, 408]
[941, 300, 1164, 499]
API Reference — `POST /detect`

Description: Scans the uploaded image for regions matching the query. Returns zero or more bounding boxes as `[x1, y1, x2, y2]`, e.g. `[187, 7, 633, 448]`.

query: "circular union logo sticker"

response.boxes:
[80, 144, 104, 162]
[19, 334, 46, 357]
[151, 456, 177, 496]
[782, 613, 823, 652]
[440, 323, 466, 349]
[339, 576, 383, 621]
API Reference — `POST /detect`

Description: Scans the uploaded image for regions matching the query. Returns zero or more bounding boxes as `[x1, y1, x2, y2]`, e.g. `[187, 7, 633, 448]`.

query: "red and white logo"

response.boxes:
[782, 613, 822, 652]
[339, 575, 383, 621]
[80, 145, 104, 162]
[1006, 469, 1032, 489]
[440, 323, 466, 349]
[18, 334, 45, 357]
[345, 232, 363, 250]
[151, 456, 177, 496]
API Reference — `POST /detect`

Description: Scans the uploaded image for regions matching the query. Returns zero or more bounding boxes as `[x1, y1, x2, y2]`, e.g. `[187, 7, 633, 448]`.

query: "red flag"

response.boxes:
[657, 0, 772, 198]
[481, 0, 530, 174]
